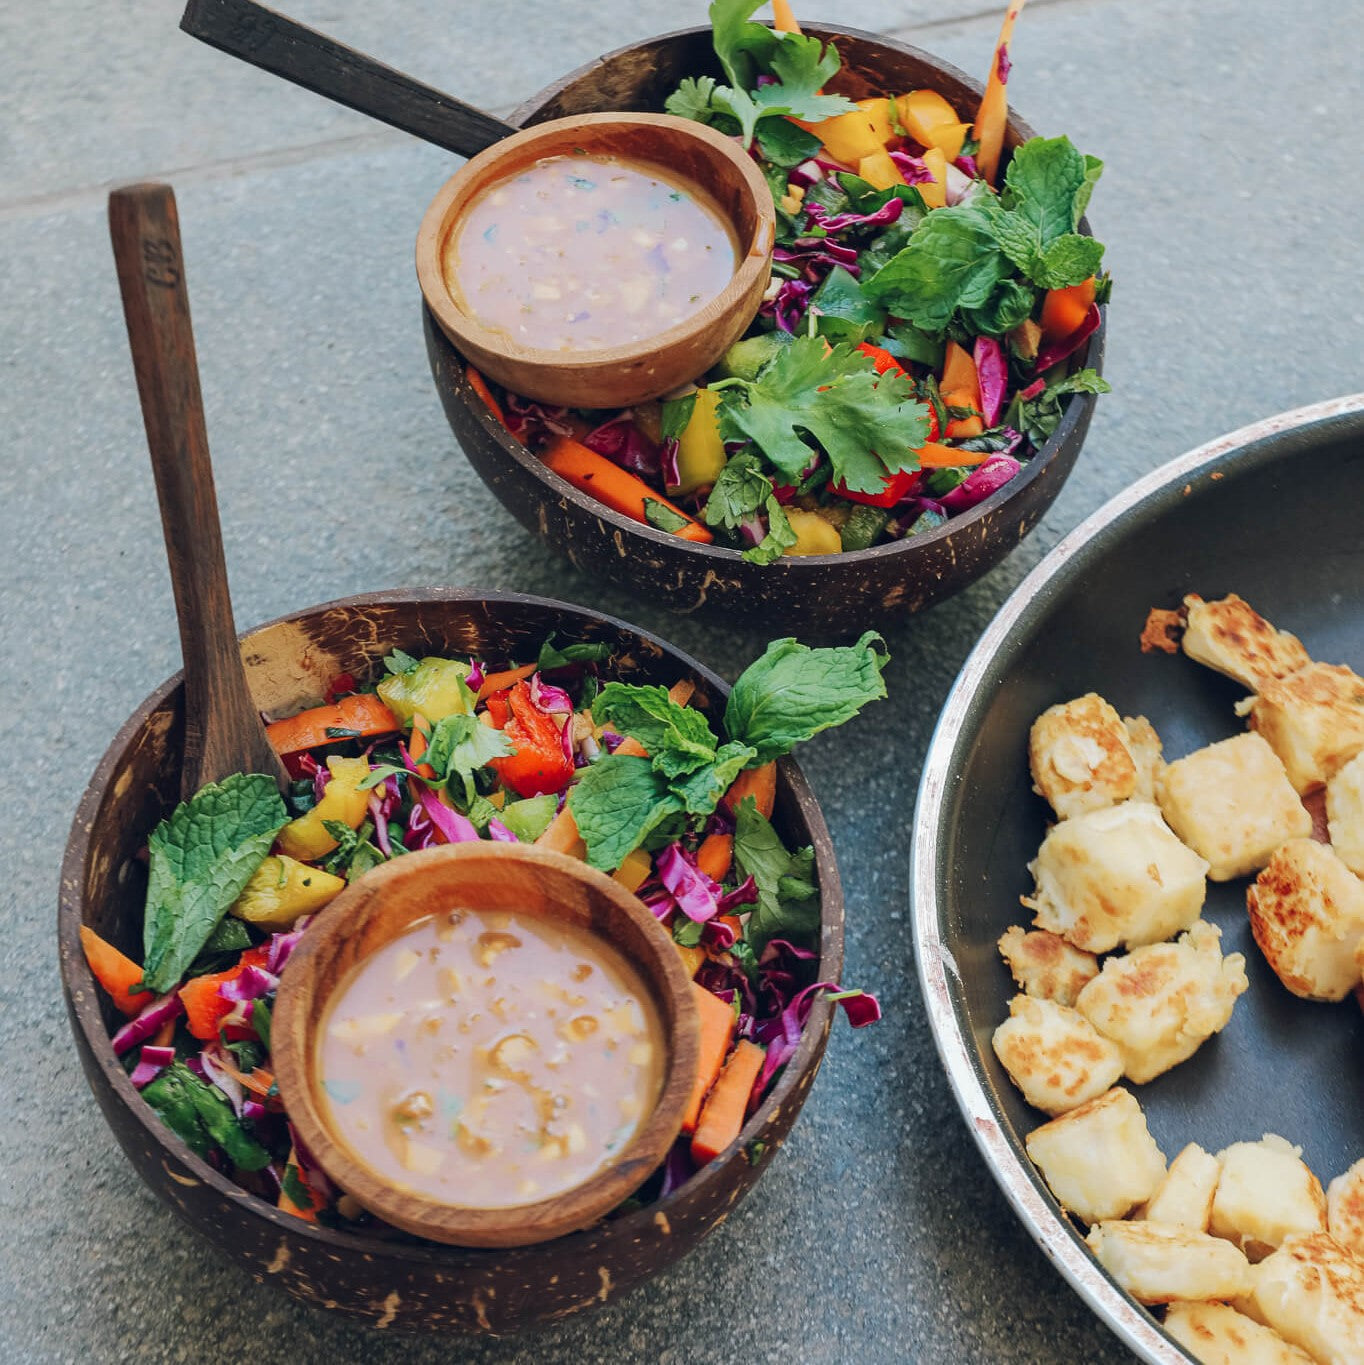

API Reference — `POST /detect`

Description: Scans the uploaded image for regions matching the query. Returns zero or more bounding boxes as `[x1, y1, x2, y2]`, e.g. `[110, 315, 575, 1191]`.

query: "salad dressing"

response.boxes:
[315, 905, 664, 1208]
[445, 153, 738, 352]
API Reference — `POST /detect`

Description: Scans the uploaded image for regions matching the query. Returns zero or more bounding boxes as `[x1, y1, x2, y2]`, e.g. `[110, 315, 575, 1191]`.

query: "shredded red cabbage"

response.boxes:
[200, 1044, 246, 1116]
[1033, 303, 1102, 374]
[129, 1044, 176, 1089]
[939, 455, 1023, 512]
[804, 196, 904, 234]
[465, 659, 485, 692]
[265, 921, 309, 975]
[973, 336, 1009, 425]
[887, 151, 935, 186]
[582, 413, 663, 479]
[954, 152, 979, 179]
[701, 918, 737, 951]
[760, 278, 813, 334]
[996, 43, 1012, 83]
[487, 818, 517, 843]
[656, 843, 722, 922]
[112, 991, 184, 1056]
[502, 392, 575, 445]
[219, 964, 280, 1003]
[529, 673, 573, 715]
[752, 980, 881, 1093]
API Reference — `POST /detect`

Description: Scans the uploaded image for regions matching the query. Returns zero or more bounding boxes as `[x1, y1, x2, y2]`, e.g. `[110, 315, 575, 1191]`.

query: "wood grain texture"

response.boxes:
[416, 112, 774, 408]
[425, 25, 1105, 637]
[59, 590, 843, 1330]
[273, 843, 700, 1247]
[108, 183, 288, 799]
[179, 0, 517, 158]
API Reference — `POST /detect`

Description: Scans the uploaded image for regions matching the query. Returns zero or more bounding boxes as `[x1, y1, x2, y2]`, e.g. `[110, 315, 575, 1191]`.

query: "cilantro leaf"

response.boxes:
[743, 497, 798, 565]
[139, 775, 288, 994]
[382, 647, 419, 675]
[660, 392, 697, 443]
[568, 755, 685, 871]
[424, 713, 514, 786]
[732, 798, 821, 954]
[703, 449, 776, 530]
[665, 75, 724, 126]
[1002, 135, 1089, 244]
[724, 631, 889, 766]
[754, 115, 822, 167]
[1003, 367, 1111, 446]
[709, 0, 779, 89]
[717, 336, 930, 495]
[750, 31, 853, 127]
[961, 277, 1038, 337]
[592, 683, 720, 779]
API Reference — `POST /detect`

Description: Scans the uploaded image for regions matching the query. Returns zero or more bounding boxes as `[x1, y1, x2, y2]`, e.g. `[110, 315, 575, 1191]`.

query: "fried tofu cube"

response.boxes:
[1243, 1233, 1364, 1364]
[1123, 715, 1165, 802]
[991, 995, 1125, 1116]
[1247, 662, 1364, 794]
[1029, 693, 1139, 819]
[1142, 1142, 1222, 1232]
[1326, 1158, 1364, 1260]
[997, 926, 1100, 1007]
[1247, 839, 1364, 1001]
[1181, 593, 1311, 692]
[1326, 750, 1364, 876]
[1075, 920, 1248, 1083]
[1164, 1301, 1315, 1364]
[1157, 733, 1311, 881]
[1025, 801, 1209, 954]
[1210, 1135, 1327, 1261]
[1085, 1220, 1253, 1305]
[1025, 1087, 1166, 1225]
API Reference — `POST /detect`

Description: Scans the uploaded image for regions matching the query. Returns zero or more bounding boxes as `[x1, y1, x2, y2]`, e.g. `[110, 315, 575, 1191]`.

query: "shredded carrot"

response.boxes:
[476, 662, 537, 700]
[667, 679, 696, 708]
[409, 711, 437, 780]
[79, 925, 152, 1017]
[613, 736, 651, 759]
[151, 1017, 177, 1048]
[722, 762, 777, 821]
[535, 805, 586, 859]
[681, 983, 738, 1134]
[541, 436, 713, 543]
[974, 0, 1028, 185]
[465, 365, 512, 432]
[771, 0, 801, 33]
[691, 1039, 766, 1164]
[265, 693, 399, 756]
[916, 442, 992, 468]
[695, 831, 734, 883]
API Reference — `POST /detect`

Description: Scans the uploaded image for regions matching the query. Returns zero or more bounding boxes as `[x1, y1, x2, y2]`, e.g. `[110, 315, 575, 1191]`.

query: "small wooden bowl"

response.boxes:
[60, 589, 844, 1331]
[416, 112, 775, 408]
[425, 26, 1105, 636]
[273, 842, 700, 1248]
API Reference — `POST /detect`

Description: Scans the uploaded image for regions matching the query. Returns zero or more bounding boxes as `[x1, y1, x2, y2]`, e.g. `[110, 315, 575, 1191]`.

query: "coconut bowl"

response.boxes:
[59, 589, 843, 1332]
[425, 25, 1105, 637]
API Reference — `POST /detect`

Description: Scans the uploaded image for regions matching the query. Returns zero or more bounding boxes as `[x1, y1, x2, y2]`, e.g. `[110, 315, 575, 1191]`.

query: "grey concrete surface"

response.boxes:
[2, 0, 1360, 1361]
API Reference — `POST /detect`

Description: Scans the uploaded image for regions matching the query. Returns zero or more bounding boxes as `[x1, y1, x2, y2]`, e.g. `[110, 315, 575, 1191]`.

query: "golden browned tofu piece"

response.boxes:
[1243, 1233, 1364, 1364]
[1247, 662, 1364, 794]
[1326, 749, 1364, 876]
[1029, 693, 1139, 819]
[1157, 732, 1311, 881]
[1181, 593, 1311, 692]
[997, 926, 1100, 1007]
[1142, 1142, 1222, 1231]
[1025, 801, 1209, 954]
[991, 994, 1124, 1116]
[1076, 921, 1248, 1084]
[1247, 839, 1364, 1001]
[1327, 1159, 1364, 1260]
[1085, 1220, 1253, 1305]
[1164, 1301, 1314, 1364]
[1025, 1087, 1166, 1226]
[1123, 715, 1165, 802]
[1211, 1135, 1328, 1262]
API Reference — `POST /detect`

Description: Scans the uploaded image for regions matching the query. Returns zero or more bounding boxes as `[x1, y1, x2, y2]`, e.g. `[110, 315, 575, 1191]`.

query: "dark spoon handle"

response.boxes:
[180, 0, 519, 159]
[108, 183, 290, 800]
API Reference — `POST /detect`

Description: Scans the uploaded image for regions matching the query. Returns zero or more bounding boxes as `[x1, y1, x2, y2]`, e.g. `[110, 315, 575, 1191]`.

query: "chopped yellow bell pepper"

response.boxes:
[376, 656, 474, 724]
[918, 146, 948, 210]
[856, 148, 907, 192]
[925, 120, 971, 162]
[671, 388, 727, 495]
[230, 855, 346, 929]
[855, 97, 896, 147]
[785, 509, 843, 556]
[674, 940, 706, 978]
[613, 846, 653, 894]
[895, 89, 961, 148]
[276, 756, 372, 861]
[798, 108, 884, 166]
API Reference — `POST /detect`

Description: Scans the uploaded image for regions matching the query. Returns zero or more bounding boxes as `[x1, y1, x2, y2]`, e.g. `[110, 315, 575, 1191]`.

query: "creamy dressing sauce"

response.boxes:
[316, 907, 664, 1209]
[445, 153, 738, 351]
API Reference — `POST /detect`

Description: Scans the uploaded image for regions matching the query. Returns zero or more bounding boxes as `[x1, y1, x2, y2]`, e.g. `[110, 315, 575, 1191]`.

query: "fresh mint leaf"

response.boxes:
[883, 321, 945, 370]
[499, 794, 558, 843]
[592, 683, 719, 779]
[732, 798, 821, 954]
[716, 336, 930, 495]
[425, 713, 514, 786]
[1033, 233, 1105, 289]
[810, 266, 887, 346]
[644, 498, 691, 534]
[568, 755, 685, 871]
[754, 115, 822, 167]
[139, 775, 288, 994]
[962, 277, 1038, 337]
[186, 915, 253, 977]
[671, 740, 758, 815]
[1075, 154, 1104, 224]
[724, 631, 888, 765]
[660, 392, 697, 443]
[537, 634, 613, 671]
[1002, 136, 1088, 246]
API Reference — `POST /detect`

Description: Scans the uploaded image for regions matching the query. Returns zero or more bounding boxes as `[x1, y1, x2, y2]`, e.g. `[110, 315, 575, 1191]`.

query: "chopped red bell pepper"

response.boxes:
[487, 681, 575, 798]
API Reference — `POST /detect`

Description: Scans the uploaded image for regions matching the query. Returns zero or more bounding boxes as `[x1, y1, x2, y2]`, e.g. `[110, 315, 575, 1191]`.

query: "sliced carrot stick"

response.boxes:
[695, 831, 734, 883]
[667, 679, 696, 708]
[278, 1147, 319, 1222]
[151, 1017, 177, 1047]
[536, 804, 586, 859]
[940, 341, 980, 406]
[690, 1039, 766, 1165]
[1040, 277, 1097, 344]
[79, 925, 152, 1017]
[541, 436, 713, 544]
[915, 442, 992, 468]
[942, 387, 984, 439]
[721, 762, 777, 821]
[973, 0, 1029, 185]
[409, 711, 437, 780]
[265, 693, 399, 756]
[476, 662, 537, 701]
[613, 736, 651, 759]
[681, 983, 738, 1134]
[771, 0, 801, 34]
[465, 365, 512, 433]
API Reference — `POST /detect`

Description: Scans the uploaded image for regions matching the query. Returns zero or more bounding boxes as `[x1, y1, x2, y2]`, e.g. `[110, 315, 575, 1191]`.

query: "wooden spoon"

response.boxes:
[109, 182, 290, 800]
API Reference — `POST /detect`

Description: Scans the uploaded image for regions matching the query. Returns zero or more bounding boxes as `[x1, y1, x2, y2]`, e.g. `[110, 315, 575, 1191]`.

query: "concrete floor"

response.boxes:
[3, 1, 1360, 1361]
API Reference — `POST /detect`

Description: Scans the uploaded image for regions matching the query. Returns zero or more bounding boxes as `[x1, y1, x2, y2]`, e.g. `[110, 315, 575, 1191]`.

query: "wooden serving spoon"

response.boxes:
[109, 182, 290, 800]
[179, 0, 517, 158]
